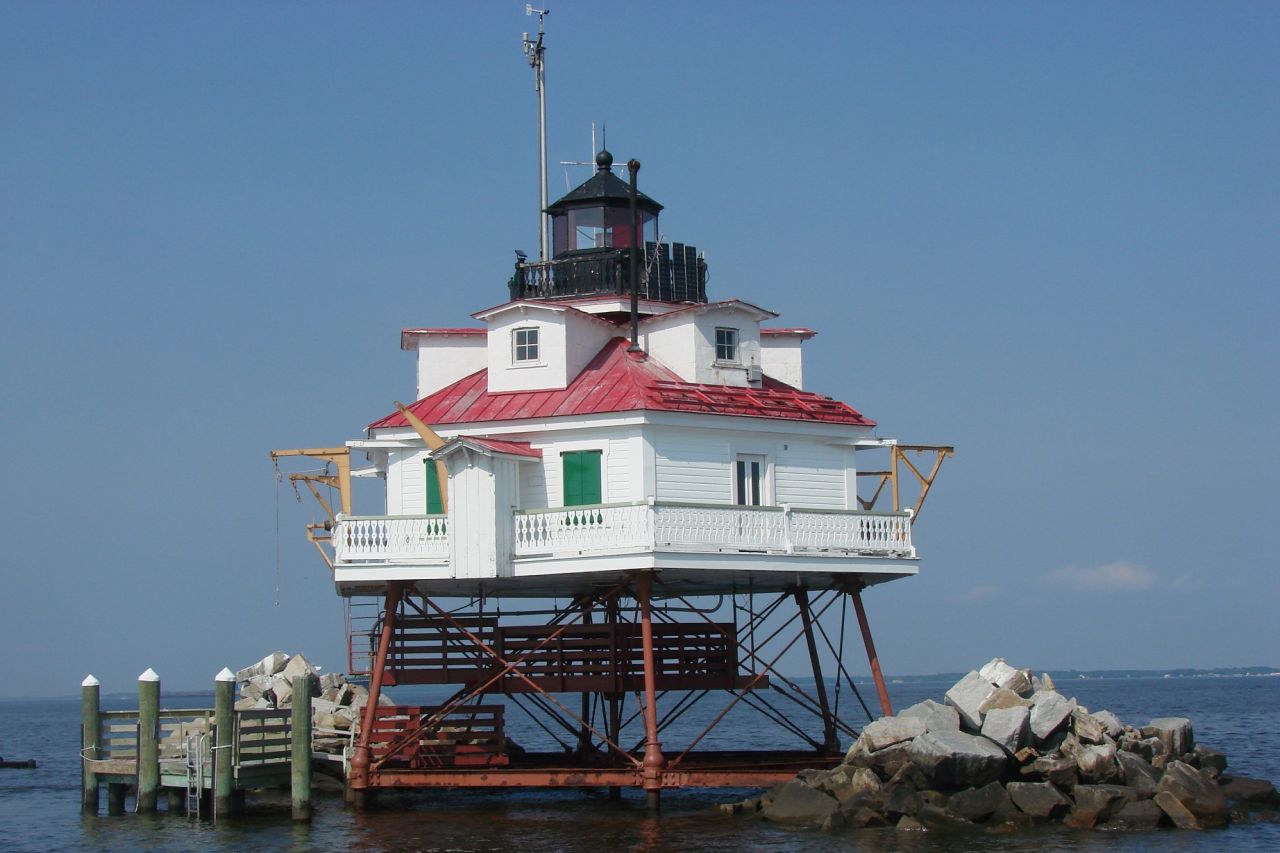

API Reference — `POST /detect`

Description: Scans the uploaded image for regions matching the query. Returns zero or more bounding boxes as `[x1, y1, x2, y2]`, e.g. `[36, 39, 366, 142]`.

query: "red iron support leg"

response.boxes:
[636, 572, 665, 809]
[851, 587, 893, 717]
[350, 581, 405, 806]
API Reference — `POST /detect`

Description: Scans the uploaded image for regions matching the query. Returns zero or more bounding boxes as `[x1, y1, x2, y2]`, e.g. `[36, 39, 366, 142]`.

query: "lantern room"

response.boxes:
[547, 150, 661, 256]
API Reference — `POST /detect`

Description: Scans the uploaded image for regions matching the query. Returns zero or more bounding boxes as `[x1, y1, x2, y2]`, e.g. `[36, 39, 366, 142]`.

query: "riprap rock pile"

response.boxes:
[726, 658, 1278, 833]
[234, 651, 392, 754]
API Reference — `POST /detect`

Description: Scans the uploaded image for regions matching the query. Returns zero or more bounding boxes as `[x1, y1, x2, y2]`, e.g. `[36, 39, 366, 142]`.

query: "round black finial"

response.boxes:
[595, 149, 614, 172]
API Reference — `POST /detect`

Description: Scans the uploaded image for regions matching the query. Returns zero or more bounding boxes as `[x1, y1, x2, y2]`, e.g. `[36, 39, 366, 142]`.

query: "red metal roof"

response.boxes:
[369, 337, 874, 430]
[451, 437, 543, 458]
[761, 327, 817, 338]
[402, 327, 487, 335]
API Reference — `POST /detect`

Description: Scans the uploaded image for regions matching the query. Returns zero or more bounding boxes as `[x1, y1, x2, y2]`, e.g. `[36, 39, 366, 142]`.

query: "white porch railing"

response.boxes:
[335, 503, 914, 566]
[513, 502, 652, 555]
[513, 501, 915, 559]
[334, 514, 449, 563]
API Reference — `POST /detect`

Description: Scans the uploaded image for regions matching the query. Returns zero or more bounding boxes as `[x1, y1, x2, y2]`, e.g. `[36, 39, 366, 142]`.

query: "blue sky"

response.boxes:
[2, 2, 1276, 697]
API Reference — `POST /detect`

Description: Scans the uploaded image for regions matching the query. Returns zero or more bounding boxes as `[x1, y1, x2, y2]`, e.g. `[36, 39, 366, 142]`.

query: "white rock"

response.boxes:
[1029, 690, 1075, 742]
[945, 671, 996, 731]
[861, 716, 927, 752]
[981, 705, 1030, 756]
[898, 699, 961, 733]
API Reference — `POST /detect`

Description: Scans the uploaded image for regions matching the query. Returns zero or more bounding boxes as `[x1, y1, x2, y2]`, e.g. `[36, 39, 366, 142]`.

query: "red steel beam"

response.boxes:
[851, 587, 894, 717]
[350, 581, 405, 792]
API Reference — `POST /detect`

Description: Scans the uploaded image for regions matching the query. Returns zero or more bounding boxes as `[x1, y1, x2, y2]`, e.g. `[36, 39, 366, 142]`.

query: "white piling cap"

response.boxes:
[215, 667, 235, 682]
[138, 668, 160, 682]
[82, 674, 100, 687]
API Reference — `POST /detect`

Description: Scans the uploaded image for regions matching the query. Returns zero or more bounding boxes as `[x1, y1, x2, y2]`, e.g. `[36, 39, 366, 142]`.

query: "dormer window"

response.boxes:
[715, 327, 739, 363]
[513, 327, 539, 363]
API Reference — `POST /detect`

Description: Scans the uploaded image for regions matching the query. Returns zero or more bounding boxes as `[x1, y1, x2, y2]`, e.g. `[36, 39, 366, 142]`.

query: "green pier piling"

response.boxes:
[291, 674, 312, 821]
[137, 668, 160, 813]
[214, 667, 235, 818]
[81, 675, 100, 814]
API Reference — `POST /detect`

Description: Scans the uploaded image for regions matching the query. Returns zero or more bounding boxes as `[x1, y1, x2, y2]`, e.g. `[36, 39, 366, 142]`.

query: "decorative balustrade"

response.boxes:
[334, 514, 449, 564]
[513, 502, 652, 555]
[336, 504, 912, 566]
[512, 501, 914, 559]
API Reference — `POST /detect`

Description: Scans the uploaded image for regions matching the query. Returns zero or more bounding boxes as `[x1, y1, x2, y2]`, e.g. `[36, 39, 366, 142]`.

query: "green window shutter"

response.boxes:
[562, 450, 602, 506]
[424, 459, 443, 515]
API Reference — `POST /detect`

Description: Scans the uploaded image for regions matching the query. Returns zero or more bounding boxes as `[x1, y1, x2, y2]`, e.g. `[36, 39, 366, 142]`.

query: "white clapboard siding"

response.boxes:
[397, 449, 428, 516]
[774, 445, 849, 509]
[654, 433, 732, 504]
[519, 430, 637, 508]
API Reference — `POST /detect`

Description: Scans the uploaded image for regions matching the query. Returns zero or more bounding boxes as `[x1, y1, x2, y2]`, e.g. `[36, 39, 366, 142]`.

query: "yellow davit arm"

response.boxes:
[395, 402, 450, 514]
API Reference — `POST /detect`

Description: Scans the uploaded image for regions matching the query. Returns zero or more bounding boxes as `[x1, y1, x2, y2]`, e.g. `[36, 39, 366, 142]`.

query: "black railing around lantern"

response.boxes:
[509, 243, 707, 304]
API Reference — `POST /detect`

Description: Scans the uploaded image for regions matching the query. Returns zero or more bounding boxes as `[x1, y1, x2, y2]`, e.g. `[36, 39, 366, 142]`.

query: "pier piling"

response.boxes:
[137, 668, 160, 813]
[81, 675, 100, 814]
[291, 674, 312, 821]
[214, 667, 235, 818]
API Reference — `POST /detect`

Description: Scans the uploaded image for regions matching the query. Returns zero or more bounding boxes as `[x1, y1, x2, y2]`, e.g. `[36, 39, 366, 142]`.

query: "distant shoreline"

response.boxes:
[6, 666, 1278, 701]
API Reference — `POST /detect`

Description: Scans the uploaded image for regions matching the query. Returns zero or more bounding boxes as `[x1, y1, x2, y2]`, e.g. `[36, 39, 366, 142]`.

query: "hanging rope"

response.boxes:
[273, 462, 283, 607]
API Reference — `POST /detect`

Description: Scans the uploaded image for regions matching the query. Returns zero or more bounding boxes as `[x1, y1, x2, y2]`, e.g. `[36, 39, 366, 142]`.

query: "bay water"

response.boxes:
[2, 675, 1277, 851]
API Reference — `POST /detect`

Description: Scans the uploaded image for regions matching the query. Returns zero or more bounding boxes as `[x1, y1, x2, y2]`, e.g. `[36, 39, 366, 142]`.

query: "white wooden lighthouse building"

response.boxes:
[275, 149, 949, 804]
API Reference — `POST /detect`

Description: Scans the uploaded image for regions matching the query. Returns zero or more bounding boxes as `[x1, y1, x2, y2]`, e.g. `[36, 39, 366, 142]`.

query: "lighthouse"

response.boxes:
[274, 151, 950, 808]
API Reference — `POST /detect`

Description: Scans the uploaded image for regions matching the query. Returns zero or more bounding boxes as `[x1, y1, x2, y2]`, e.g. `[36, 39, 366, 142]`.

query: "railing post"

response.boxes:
[782, 504, 794, 554]
[81, 675, 100, 814]
[291, 674, 313, 821]
[214, 667, 235, 818]
[137, 668, 160, 813]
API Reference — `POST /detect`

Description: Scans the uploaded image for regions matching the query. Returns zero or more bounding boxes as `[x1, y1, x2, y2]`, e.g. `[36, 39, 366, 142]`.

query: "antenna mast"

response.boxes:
[523, 6, 550, 261]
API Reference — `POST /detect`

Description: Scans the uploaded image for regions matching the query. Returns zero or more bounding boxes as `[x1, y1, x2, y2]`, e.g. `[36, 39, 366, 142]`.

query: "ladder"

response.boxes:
[183, 732, 207, 817]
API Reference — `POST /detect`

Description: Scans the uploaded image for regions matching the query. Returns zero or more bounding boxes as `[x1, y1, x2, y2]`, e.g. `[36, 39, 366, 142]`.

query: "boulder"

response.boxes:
[1063, 808, 1099, 829]
[946, 781, 1010, 822]
[1073, 784, 1138, 820]
[281, 653, 319, 683]
[1102, 798, 1166, 831]
[981, 706, 1030, 756]
[1028, 691, 1074, 742]
[1116, 750, 1161, 796]
[1154, 790, 1201, 829]
[273, 678, 293, 707]
[896, 815, 925, 831]
[1118, 734, 1165, 763]
[860, 715, 927, 752]
[1192, 745, 1227, 775]
[1219, 776, 1280, 806]
[843, 805, 890, 828]
[235, 651, 290, 682]
[822, 766, 882, 804]
[1006, 781, 1071, 819]
[917, 803, 977, 831]
[1070, 709, 1106, 745]
[883, 782, 922, 817]
[761, 781, 839, 825]
[1023, 755, 1077, 787]
[1143, 717, 1194, 757]
[846, 739, 914, 779]
[1075, 742, 1121, 783]
[1156, 760, 1229, 827]
[897, 698, 960, 733]
[979, 659, 1034, 696]
[233, 696, 269, 711]
[980, 688, 1032, 714]
[1091, 710, 1124, 739]
[909, 730, 1008, 788]
[945, 671, 996, 731]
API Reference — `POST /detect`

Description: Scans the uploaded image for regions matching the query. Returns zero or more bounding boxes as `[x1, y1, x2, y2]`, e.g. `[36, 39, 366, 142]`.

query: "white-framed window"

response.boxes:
[735, 454, 766, 506]
[513, 327, 539, 363]
[715, 327, 739, 363]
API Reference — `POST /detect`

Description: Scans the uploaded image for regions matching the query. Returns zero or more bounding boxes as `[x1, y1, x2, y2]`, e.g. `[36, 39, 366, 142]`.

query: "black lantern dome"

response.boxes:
[546, 150, 662, 257]
[509, 150, 707, 304]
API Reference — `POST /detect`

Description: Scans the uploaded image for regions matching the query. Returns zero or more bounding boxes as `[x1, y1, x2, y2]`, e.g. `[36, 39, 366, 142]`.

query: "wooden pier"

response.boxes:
[80, 669, 318, 821]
